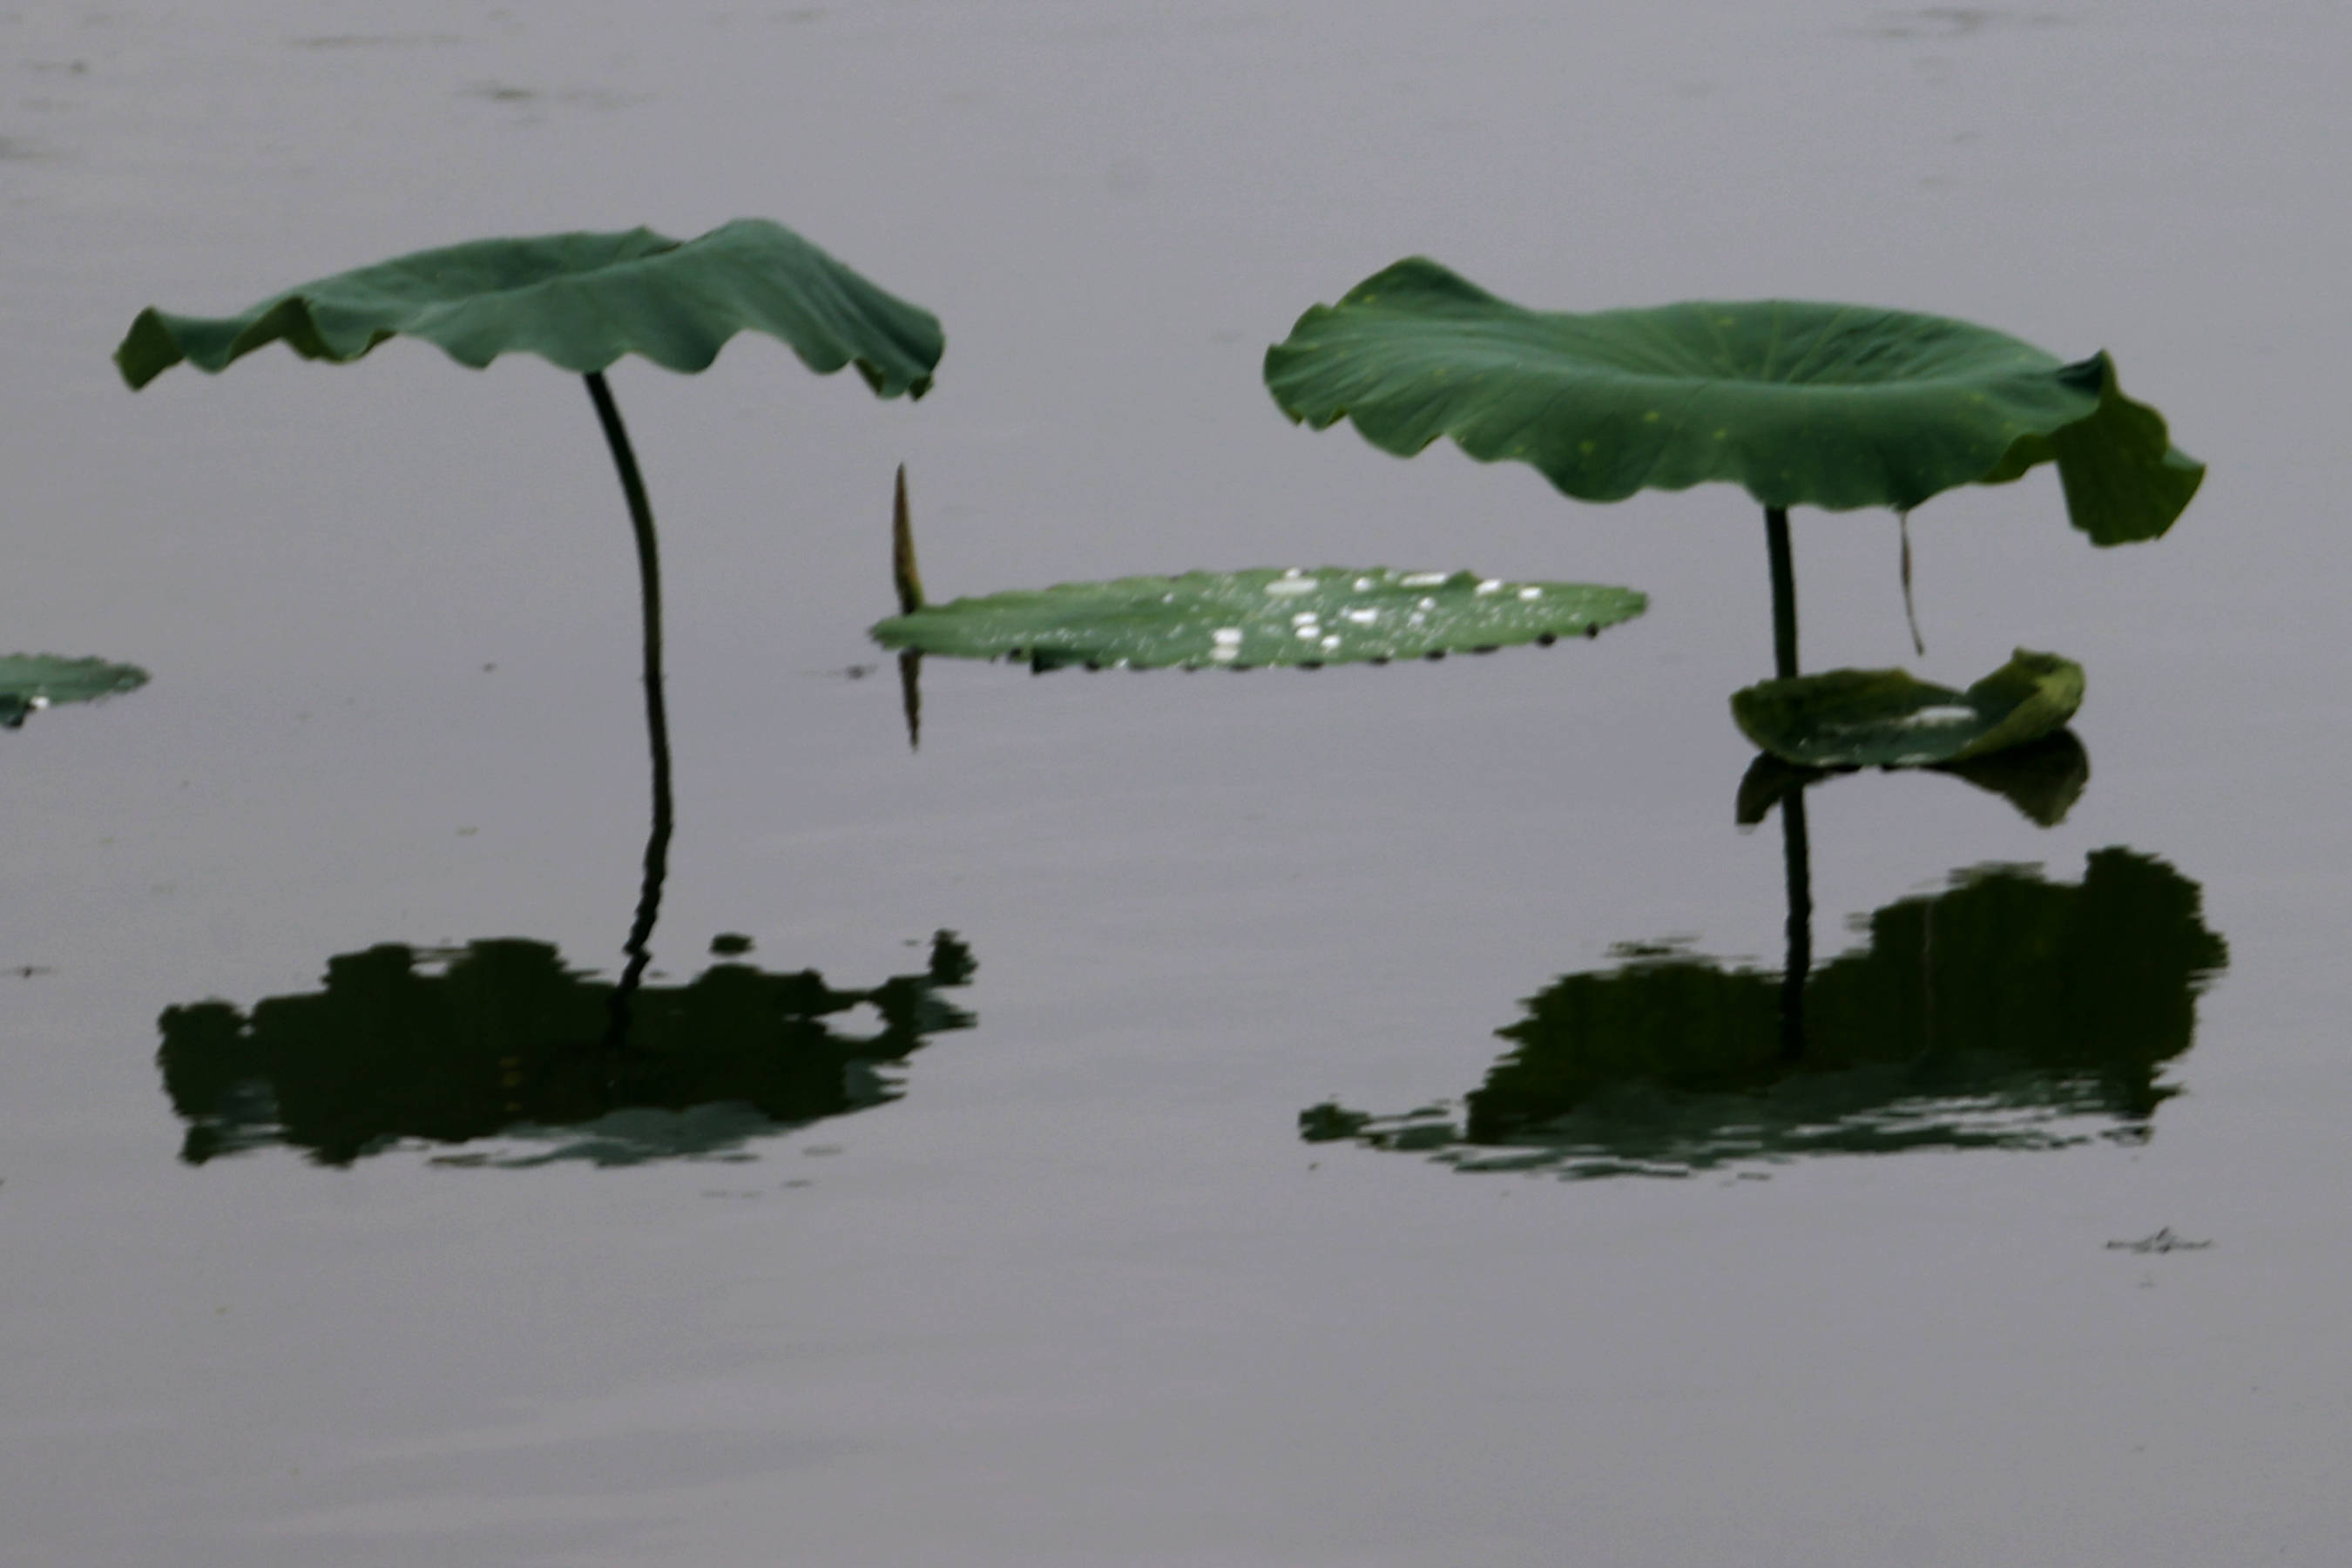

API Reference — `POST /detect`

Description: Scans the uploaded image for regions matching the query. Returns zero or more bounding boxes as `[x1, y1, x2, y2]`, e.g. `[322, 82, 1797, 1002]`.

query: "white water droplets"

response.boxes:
[1897, 705, 1977, 727]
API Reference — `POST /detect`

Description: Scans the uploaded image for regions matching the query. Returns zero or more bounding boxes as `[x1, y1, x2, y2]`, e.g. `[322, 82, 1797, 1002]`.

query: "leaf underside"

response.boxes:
[1734, 730, 2091, 828]
[1732, 649, 2084, 767]
[0, 653, 149, 728]
[869, 566, 1648, 671]
[116, 219, 943, 397]
[1265, 258, 2202, 544]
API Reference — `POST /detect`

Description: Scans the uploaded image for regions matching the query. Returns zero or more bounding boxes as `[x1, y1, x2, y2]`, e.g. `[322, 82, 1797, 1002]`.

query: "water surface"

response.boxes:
[5, 3, 2350, 1563]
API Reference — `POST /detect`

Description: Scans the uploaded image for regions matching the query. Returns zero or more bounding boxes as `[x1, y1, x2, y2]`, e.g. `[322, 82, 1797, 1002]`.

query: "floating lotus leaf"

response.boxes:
[0, 653, 148, 728]
[115, 218, 942, 396]
[868, 566, 1647, 671]
[1265, 258, 2202, 544]
[1732, 649, 2083, 768]
[1734, 731, 2091, 828]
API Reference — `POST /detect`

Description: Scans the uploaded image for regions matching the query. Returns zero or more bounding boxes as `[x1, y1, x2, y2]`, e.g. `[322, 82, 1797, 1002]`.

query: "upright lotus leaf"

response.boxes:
[1732, 649, 2084, 768]
[1264, 258, 2201, 542]
[870, 566, 1647, 671]
[0, 653, 148, 728]
[116, 219, 942, 395]
[118, 220, 942, 987]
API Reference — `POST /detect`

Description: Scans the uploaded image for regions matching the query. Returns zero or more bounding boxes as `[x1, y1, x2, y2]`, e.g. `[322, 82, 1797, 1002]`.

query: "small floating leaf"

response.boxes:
[115, 218, 943, 397]
[1732, 649, 2083, 767]
[868, 567, 1647, 671]
[0, 653, 148, 728]
[1734, 730, 2091, 828]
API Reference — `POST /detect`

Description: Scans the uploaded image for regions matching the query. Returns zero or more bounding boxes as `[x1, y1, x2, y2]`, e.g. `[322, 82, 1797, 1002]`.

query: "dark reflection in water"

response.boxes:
[1304, 748, 2226, 1178]
[156, 451, 982, 1168]
[158, 932, 976, 1167]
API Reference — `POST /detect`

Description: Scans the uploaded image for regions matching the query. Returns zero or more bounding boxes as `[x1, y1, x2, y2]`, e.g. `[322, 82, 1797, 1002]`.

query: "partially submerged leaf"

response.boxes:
[1734, 730, 2091, 828]
[0, 653, 148, 728]
[116, 219, 943, 396]
[868, 566, 1647, 670]
[1266, 258, 2201, 543]
[1732, 649, 2083, 767]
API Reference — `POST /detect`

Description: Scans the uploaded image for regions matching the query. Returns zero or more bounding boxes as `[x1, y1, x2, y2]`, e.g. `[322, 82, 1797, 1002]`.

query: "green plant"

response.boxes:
[116, 219, 943, 981]
[868, 471, 1647, 679]
[0, 654, 147, 729]
[872, 564, 1646, 671]
[1733, 648, 2083, 768]
[1264, 258, 2204, 731]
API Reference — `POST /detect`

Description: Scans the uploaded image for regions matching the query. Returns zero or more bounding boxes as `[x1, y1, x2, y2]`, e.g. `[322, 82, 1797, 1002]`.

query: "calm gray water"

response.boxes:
[6, 2, 2349, 1562]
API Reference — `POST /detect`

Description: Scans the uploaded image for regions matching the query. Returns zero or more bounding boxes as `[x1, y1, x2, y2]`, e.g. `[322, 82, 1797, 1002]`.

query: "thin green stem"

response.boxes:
[584, 370, 673, 1048]
[1765, 505, 1799, 679]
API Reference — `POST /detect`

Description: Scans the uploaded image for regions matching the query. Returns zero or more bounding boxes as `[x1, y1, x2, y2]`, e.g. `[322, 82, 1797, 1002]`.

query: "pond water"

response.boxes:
[6, 2, 2349, 1563]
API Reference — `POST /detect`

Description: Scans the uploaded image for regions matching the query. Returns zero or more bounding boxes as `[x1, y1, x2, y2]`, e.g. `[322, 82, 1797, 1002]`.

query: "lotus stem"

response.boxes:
[1778, 781, 1812, 1064]
[1765, 505, 1799, 679]
[584, 370, 673, 1044]
[891, 465, 924, 751]
[1899, 510, 1925, 657]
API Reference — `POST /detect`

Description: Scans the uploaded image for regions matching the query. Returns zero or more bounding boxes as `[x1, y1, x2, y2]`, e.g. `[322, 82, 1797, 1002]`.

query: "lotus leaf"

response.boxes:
[0, 654, 148, 728]
[1734, 732, 2090, 828]
[1732, 649, 2083, 768]
[868, 566, 1647, 671]
[115, 219, 942, 395]
[118, 221, 943, 989]
[1264, 258, 2201, 543]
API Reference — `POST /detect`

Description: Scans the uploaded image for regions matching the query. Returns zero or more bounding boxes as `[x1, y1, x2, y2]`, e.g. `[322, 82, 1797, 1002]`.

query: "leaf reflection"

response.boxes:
[1305, 754, 2224, 1179]
[158, 932, 976, 1167]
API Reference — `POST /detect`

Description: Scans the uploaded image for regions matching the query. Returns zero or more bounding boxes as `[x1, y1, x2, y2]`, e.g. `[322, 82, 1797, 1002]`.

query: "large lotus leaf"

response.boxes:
[116, 219, 943, 396]
[0, 653, 148, 728]
[1733, 649, 2083, 767]
[868, 566, 1647, 671]
[1264, 258, 2202, 544]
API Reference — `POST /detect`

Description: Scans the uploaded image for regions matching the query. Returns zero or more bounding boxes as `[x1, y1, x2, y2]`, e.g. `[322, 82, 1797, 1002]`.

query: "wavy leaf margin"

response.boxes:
[117, 219, 943, 397]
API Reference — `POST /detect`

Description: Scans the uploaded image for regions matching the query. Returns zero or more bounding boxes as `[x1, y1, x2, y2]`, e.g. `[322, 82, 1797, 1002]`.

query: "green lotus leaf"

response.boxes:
[115, 218, 942, 396]
[1733, 729, 2090, 828]
[868, 566, 1647, 671]
[0, 653, 148, 728]
[1264, 258, 2201, 544]
[1732, 649, 2083, 767]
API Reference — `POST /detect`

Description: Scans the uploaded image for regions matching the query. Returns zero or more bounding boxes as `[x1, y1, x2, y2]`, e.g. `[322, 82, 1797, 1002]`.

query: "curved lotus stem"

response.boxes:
[583, 371, 673, 1045]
